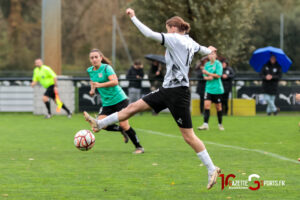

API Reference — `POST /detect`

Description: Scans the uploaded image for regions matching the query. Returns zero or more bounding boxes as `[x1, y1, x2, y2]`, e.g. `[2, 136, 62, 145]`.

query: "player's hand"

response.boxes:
[208, 46, 217, 52]
[222, 74, 228, 79]
[296, 94, 300, 102]
[266, 74, 272, 80]
[91, 82, 102, 88]
[126, 8, 135, 18]
[204, 76, 213, 80]
[202, 69, 209, 75]
[89, 90, 95, 96]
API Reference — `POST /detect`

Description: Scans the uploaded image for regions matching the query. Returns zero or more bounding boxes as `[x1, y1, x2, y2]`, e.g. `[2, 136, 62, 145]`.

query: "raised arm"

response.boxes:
[196, 45, 215, 56]
[126, 8, 162, 43]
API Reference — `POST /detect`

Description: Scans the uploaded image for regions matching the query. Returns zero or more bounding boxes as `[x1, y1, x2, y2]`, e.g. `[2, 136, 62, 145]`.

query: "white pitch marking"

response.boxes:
[136, 128, 300, 164]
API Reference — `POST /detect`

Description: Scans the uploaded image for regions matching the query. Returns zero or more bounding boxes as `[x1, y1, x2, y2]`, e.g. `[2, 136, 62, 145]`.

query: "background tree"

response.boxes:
[0, 0, 40, 73]
[61, 0, 132, 74]
[0, 0, 300, 76]
[129, 0, 260, 71]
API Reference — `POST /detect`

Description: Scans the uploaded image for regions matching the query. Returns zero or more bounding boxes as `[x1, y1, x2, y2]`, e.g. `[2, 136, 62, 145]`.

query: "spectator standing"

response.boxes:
[126, 60, 144, 103]
[260, 55, 282, 115]
[148, 60, 164, 91]
[195, 57, 209, 114]
[220, 59, 235, 115]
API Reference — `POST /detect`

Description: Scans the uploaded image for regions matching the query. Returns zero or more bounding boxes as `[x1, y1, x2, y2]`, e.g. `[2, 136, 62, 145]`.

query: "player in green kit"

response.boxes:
[198, 51, 225, 131]
[85, 49, 144, 154]
[31, 58, 72, 118]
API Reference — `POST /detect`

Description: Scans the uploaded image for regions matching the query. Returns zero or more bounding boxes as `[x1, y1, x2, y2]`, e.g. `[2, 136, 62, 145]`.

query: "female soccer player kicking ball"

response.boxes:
[84, 8, 221, 189]
[86, 49, 144, 154]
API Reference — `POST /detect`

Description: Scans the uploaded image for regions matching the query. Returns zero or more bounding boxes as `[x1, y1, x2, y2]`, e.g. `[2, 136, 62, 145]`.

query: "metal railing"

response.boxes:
[1, 76, 300, 114]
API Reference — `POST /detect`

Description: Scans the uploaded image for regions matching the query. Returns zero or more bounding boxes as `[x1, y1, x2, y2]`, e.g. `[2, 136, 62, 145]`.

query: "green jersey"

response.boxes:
[204, 60, 224, 94]
[87, 64, 127, 107]
[32, 65, 56, 88]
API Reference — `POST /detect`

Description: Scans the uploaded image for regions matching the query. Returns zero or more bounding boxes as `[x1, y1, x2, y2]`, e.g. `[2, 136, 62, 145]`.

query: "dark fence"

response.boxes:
[1, 75, 300, 113]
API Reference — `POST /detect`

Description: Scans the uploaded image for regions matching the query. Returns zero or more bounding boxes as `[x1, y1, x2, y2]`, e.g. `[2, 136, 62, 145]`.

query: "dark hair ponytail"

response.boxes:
[90, 48, 112, 66]
[166, 16, 190, 33]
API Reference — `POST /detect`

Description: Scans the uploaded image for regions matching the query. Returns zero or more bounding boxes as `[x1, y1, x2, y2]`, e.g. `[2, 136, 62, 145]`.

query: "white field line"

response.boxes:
[136, 128, 300, 164]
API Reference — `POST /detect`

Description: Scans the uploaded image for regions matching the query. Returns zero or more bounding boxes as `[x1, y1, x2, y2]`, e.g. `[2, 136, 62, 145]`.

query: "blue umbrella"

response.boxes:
[249, 46, 292, 73]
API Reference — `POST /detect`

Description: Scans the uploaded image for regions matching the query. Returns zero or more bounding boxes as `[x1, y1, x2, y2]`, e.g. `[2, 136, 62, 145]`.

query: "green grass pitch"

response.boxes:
[0, 113, 299, 199]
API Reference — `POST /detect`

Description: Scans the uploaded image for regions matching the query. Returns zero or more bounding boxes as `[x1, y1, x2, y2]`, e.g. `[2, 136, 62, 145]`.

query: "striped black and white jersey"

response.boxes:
[131, 16, 211, 88]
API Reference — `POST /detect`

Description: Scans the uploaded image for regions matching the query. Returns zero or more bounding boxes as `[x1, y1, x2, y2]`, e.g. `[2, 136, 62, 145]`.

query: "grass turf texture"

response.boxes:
[0, 113, 299, 200]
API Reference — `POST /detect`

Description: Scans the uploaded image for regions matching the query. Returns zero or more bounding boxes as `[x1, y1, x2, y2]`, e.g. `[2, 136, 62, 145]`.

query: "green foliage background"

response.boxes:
[129, 0, 259, 70]
[0, 0, 300, 75]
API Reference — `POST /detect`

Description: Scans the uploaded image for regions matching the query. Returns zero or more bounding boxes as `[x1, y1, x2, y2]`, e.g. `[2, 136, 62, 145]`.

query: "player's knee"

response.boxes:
[183, 135, 193, 145]
[42, 96, 49, 102]
[182, 132, 194, 145]
[120, 123, 130, 131]
[204, 103, 210, 109]
[125, 102, 138, 116]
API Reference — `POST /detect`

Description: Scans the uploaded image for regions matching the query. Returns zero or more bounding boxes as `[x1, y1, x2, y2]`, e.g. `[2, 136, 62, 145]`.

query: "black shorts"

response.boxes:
[142, 86, 192, 128]
[204, 92, 222, 104]
[99, 99, 129, 116]
[44, 85, 55, 99]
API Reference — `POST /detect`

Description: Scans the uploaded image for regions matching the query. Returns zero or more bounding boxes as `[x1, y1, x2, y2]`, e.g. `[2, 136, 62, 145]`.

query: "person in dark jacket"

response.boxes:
[260, 55, 282, 115]
[148, 60, 164, 91]
[195, 57, 209, 114]
[221, 59, 235, 115]
[126, 60, 144, 103]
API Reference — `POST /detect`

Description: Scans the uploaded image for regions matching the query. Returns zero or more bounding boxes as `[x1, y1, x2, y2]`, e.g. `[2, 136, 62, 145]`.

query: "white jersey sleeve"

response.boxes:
[192, 40, 212, 55]
[161, 33, 177, 49]
[131, 16, 162, 43]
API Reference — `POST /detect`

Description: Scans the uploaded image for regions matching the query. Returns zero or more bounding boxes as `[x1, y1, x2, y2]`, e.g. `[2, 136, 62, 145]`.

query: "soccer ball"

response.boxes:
[74, 130, 95, 151]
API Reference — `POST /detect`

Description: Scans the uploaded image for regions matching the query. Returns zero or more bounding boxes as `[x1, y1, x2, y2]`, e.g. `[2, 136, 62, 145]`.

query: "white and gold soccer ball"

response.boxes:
[74, 130, 95, 151]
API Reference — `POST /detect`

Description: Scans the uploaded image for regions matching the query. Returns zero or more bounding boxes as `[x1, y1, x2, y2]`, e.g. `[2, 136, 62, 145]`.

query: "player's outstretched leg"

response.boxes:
[84, 100, 150, 133]
[83, 111, 100, 132]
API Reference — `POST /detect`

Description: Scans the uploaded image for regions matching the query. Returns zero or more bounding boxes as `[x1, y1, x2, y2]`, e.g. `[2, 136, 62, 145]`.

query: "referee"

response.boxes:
[31, 58, 72, 118]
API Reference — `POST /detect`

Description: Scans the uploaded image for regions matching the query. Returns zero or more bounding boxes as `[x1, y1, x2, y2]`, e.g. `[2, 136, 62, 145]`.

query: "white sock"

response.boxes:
[203, 123, 208, 126]
[97, 112, 119, 129]
[197, 149, 216, 174]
